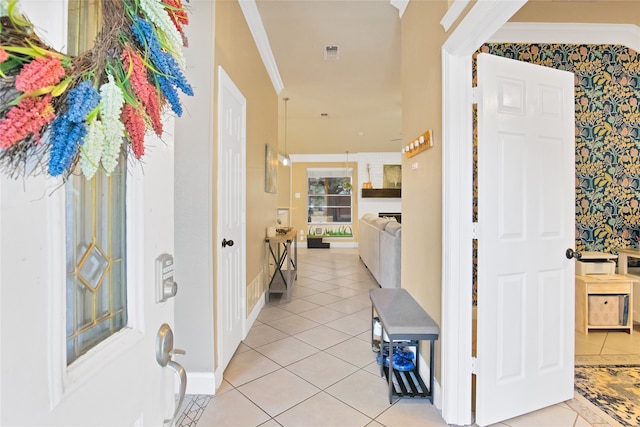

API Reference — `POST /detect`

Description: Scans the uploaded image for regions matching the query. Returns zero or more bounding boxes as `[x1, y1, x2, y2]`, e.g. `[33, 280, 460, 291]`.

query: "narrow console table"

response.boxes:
[369, 288, 440, 404]
[265, 229, 297, 302]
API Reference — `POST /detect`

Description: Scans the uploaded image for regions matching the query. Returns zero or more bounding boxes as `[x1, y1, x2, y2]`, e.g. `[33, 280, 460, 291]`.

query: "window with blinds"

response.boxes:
[307, 168, 353, 224]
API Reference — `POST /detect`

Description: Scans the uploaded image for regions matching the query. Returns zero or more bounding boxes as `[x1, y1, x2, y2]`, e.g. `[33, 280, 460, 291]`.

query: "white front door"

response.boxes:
[217, 66, 247, 374]
[0, 4, 180, 425]
[475, 53, 575, 426]
[1, 142, 179, 427]
[1, 136, 179, 425]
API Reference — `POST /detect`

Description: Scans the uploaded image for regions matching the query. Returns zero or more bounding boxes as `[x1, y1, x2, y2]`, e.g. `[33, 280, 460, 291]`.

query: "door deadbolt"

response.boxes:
[156, 254, 178, 303]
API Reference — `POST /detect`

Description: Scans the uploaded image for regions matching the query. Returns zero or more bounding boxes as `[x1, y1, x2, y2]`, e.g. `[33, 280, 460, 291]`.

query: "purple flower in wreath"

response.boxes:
[65, 81, 101, 123]
[48, 116, 88, 176]
[48, 81, 101, 176]
[154, 72, 183, 116]
[131, 16, 193, 116]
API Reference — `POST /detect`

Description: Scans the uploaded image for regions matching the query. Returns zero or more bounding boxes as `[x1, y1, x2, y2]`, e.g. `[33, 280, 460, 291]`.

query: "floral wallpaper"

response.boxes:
[472, 43, 640, 305]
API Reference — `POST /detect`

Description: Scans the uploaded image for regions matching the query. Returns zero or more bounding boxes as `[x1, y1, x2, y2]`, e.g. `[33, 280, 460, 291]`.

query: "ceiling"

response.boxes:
[255, 0, 403, 156]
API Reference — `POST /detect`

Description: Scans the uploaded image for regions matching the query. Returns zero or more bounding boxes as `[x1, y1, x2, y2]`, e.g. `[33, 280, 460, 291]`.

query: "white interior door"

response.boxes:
[217, 66, 247, 374]
[475, 53, 575, 426]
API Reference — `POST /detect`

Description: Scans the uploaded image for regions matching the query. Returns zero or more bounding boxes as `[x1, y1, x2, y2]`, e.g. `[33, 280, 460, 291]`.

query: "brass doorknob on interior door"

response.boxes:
[565, 248, 582, 260]
[222, 238, 234, 248]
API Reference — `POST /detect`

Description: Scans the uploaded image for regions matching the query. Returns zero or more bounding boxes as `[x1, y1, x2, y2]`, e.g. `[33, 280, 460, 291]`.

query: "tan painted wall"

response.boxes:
[214, 0, 278, 315]
[291, 161, 359, 243]
[400, 0, 449, 380]
[512, 1, 640, 25]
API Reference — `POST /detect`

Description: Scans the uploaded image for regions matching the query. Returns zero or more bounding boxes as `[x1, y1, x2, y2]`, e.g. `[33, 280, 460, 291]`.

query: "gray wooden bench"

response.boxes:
[370, 288, 440, 403]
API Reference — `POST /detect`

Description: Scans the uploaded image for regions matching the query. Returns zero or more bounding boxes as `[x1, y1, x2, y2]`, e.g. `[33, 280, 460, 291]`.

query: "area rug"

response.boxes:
[574, 365, 640, 426]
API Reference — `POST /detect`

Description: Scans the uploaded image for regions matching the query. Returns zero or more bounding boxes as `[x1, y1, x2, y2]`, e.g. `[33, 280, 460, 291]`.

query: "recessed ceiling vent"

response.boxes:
[324, 45, 340, 60]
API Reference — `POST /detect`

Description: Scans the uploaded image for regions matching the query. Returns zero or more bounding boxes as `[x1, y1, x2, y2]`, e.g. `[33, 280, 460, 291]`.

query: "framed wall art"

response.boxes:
[383, 164, 402, 189]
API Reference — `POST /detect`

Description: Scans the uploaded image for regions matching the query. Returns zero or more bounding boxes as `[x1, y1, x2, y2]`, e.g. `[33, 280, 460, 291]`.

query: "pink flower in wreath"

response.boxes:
[145, 89, 163, 136]
[121, 47, 150, 100]
[0, 95, 55, 148]
[121, 46, 163, 136]
[15, 55, 65, 93]
[0, 47, 8, 63]
[164, 0, 189, 32]
[121, 103, 146, 159]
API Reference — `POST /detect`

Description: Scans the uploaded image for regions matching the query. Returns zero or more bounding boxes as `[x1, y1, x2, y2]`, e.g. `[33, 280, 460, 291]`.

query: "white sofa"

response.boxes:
[358, 214, 401, 288]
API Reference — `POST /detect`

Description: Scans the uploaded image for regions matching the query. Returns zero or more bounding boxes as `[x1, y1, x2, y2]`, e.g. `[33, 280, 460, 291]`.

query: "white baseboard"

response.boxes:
[184, 292, 264, 398]
[246, 291, 265, 337]
[418, 352, 442, 410]
[433, 373, 442, 410]
[183, 372, 216, 395]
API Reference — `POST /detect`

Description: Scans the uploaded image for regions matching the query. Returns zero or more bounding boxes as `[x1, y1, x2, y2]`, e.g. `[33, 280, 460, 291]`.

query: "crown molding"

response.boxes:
[489, 22, 640, 51]
[443, 0, 527, 54]
[390, 0, 409, 18]
[440, 0, 470, 32]
[238, 0, 285, 94]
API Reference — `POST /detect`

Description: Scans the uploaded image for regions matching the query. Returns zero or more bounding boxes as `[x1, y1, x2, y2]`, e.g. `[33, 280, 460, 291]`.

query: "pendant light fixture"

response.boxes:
[282, 97, 290, 166]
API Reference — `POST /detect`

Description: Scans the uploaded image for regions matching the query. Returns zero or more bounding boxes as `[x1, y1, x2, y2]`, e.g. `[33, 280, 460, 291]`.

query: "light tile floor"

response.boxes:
[181, 248, 637, 427]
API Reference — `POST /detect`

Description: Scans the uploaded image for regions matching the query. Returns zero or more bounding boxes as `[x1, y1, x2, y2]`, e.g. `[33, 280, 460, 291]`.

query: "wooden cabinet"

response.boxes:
[575, 274, 635, 334]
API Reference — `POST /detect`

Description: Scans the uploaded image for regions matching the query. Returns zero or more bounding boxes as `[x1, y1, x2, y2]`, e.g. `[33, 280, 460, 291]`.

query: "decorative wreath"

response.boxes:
[0, 0, 193, 180]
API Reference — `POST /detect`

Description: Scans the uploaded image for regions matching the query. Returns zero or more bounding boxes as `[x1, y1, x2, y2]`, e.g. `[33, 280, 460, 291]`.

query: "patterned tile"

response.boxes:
[176, 394, 212, 427]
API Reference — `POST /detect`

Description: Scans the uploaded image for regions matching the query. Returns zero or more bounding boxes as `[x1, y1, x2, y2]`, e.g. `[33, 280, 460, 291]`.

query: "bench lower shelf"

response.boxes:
[382, 366, 432, 401]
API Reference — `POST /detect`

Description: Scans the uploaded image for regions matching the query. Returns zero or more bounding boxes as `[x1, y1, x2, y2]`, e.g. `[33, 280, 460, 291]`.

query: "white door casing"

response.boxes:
[217, 66, 247, 375]
[440, 3, 527, 423]
[0, 2, 179, 424]
[475, 53, 575, 426]
[442, 15, 640, 426]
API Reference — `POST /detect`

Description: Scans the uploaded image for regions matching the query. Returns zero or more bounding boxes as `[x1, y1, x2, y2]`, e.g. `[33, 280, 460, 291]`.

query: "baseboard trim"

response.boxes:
[246, 291, 265, 337]
[183, 372, 216, 395]
[418, 352, 443, 410]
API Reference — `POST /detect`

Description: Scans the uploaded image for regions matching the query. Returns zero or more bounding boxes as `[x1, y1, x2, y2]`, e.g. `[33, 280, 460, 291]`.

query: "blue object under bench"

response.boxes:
[369, 288, 440, 404]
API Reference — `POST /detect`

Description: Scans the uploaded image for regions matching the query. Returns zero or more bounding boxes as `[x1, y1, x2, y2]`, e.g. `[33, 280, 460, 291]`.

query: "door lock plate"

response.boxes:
[156, 253, 178, 303]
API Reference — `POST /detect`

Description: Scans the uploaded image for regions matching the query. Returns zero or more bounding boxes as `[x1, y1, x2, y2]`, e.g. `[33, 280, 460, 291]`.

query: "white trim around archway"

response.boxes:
[490, 22, 640, 51]
[441, 14, 640, 425]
